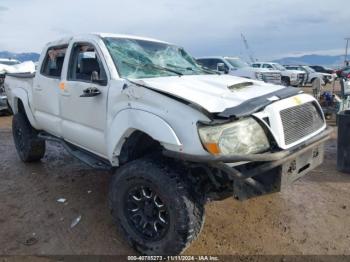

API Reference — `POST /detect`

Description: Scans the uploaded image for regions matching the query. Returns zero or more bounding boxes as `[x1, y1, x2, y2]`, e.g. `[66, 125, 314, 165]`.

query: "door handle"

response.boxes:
[80, 87, 101, 97]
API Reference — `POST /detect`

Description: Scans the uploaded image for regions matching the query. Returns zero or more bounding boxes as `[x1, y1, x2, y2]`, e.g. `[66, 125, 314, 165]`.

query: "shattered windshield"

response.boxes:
[103, 37, 208, 79]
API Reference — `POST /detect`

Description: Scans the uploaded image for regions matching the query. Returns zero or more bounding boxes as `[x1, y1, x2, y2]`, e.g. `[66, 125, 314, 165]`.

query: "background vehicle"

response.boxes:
[0, 59, 20, 114]
[196, 56, 282, 84]
[336, 66, 350, 78]
[0, 59, 34, 114]
[310, 65, 337, 81]
[284, 65, 333, 85]
[5, 33, 331, 255]
[310, 65, 335, 75]
[340, 68, 350, 79]
[252, 62, 305, 86]
[0, 58, 20, 66]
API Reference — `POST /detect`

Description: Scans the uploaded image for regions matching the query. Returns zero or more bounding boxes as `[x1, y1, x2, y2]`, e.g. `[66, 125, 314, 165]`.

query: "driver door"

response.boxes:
[59, 42, 109, 157]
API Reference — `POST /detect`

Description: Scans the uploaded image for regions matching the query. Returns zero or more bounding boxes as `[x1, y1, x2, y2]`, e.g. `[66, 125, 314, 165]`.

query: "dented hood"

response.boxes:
[135, 74, 286, 113]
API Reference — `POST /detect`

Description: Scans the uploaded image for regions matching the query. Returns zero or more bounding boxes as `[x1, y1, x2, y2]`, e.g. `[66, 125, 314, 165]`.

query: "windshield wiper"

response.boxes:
[122, 60, 183, 76]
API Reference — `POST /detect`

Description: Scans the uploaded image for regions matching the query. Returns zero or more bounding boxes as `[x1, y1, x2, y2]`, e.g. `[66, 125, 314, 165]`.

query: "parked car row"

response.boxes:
[195, 57, 336, 87]
[196, 56, 282, 84]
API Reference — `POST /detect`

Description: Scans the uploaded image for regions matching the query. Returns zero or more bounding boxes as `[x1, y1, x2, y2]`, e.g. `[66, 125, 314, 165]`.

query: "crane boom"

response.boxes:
[241, 33, 256, 63]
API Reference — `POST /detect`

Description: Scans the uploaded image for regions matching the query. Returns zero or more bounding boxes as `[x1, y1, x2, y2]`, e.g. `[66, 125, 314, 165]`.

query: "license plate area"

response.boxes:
[280, 144, 324, 188]
[232, 143, 325, 201]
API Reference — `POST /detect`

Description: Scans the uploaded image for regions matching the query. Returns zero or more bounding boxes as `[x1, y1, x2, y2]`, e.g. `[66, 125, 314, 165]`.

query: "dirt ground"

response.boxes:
[0, 107, 350, 256]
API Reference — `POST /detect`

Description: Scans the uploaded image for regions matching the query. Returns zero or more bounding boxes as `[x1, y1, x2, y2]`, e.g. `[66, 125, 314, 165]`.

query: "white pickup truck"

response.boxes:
[196, 56, 282, 84]
[251, 62, 306, 87]
[5, 33, 331, 255]
[284, 65, 334, 85]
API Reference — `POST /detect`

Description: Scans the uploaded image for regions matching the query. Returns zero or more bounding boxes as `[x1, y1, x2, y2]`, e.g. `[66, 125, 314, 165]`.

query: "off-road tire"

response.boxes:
[109, 157, 205, 255]
[12, 113, 45, 162]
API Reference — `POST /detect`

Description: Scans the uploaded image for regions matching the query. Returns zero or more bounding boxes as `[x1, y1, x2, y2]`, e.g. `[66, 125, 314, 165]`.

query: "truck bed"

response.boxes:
[6, 72, 35, 78]
[4, 73, 36, 111]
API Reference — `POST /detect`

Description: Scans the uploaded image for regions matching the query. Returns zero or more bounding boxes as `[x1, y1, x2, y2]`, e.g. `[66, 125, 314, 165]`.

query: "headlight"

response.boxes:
[198, 118, 270, 155]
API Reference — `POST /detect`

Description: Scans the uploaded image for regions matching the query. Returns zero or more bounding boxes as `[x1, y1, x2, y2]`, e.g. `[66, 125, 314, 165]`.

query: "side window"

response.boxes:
[68, 43, 107, 84]
[262, 64, 273, 69]
[207, 59, 225, 70]
[196, 59, 210, 68]
[252, 64, 260, 68]
[40, 46, 67, 78]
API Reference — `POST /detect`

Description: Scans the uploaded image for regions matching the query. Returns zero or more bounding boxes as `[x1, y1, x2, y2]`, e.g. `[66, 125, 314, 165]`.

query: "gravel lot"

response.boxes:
[0, 113, 349, 256]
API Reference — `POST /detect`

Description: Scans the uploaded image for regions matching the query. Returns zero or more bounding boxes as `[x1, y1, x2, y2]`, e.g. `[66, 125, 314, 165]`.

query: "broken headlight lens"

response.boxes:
[198, 118, 270, 155]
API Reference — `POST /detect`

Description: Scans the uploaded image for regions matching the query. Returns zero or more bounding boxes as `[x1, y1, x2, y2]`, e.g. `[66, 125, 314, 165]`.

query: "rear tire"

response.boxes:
[12, 113, 45, 162]
[109, 157, 205, 255]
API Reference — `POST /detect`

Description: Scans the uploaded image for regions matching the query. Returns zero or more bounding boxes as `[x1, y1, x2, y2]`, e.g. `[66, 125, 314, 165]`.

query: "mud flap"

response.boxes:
[233, 143, 324, 201]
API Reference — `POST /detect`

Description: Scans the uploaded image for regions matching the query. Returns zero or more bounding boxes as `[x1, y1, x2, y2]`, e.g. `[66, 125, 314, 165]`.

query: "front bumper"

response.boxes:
[164, 127, 333, 200]
[290, 78, 304, 86]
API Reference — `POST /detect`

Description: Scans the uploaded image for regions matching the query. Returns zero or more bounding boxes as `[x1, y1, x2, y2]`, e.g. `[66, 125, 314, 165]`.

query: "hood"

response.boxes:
[134, 74, 285, 113]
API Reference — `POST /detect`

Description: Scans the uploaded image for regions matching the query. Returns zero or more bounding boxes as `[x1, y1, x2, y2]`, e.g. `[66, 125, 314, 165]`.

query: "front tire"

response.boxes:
[12, 113, 45, 162]
[281, 77, 290, 86]
[109, 157, 205, 255]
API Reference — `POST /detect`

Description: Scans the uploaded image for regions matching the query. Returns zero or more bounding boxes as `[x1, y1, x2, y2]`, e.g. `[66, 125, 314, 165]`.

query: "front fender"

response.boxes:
[10, 88, 39, 129]
[107, 109, 182, 165]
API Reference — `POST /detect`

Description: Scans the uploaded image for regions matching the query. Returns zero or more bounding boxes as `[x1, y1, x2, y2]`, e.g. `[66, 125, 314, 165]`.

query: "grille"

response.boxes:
[280, 102, 324, 145]
[262, 72, 281, 82]
[297, 73, 305, 80]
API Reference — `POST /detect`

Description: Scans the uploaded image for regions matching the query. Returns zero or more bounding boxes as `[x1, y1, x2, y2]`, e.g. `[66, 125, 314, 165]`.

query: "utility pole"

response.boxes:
[345, 37, 350, 66]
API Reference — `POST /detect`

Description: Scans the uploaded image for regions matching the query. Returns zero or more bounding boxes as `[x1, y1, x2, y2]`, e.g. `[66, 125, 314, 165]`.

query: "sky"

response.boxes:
[0, 0, 349, 60]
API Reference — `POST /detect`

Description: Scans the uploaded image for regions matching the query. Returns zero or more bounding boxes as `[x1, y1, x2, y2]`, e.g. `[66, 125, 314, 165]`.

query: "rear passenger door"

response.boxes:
[59, 42, 109, 157]
[33, 45, 67, 137]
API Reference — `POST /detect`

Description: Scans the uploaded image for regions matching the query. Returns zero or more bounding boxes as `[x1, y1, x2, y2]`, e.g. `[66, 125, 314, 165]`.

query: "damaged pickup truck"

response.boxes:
[5, 33, 332, 255]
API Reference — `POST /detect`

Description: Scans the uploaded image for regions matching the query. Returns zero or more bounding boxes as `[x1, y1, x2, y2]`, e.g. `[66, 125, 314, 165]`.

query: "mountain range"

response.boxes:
[272, 54, 345, 68]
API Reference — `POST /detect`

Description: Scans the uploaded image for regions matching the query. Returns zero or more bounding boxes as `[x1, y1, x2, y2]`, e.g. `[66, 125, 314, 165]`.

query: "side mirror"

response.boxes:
[91, 70, 107, 85]
[217, 63, 228, 74]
